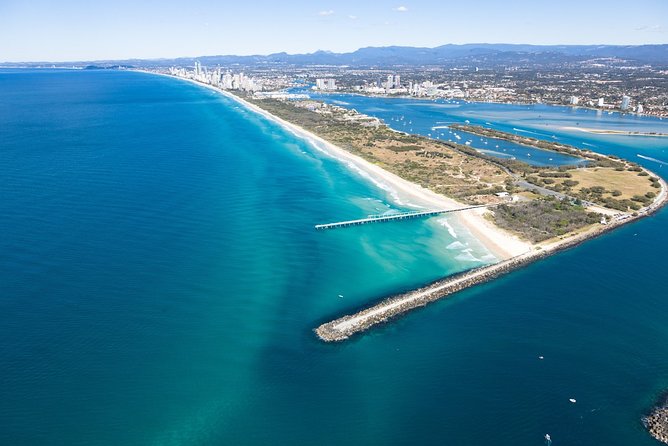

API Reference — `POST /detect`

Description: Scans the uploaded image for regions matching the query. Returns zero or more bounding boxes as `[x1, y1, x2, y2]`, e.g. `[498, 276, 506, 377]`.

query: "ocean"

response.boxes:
[1, 69, 667, 445]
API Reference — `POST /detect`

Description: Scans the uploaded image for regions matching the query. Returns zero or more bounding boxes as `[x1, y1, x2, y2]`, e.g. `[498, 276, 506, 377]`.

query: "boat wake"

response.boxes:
[512, 127, 553, 138]
[637, 154, 668, 166]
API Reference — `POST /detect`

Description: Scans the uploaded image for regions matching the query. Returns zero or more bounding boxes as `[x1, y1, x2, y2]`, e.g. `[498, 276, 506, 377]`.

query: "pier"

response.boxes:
[315, 204, 492, 230]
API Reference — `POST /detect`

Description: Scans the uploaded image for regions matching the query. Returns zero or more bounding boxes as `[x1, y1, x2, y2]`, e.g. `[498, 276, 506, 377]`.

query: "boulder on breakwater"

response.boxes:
[644, 393, 668, 444]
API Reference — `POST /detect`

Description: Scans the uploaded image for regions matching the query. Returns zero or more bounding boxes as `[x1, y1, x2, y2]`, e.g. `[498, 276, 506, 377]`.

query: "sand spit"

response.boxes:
[316, 178, 667, 342]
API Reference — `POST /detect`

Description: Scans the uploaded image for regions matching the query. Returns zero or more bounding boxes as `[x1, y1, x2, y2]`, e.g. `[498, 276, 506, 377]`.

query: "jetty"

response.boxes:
[315, 204, 492, 230]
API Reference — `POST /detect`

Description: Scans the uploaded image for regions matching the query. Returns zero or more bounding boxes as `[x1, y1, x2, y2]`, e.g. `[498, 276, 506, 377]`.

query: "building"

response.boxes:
[393, 75, 401, 88]
[621, 95, 631, 111]
[597, 97, 605, 107]
[637, 104, 644, 114]
[570, 96, 580, 105]
[315, 78, 336, 91]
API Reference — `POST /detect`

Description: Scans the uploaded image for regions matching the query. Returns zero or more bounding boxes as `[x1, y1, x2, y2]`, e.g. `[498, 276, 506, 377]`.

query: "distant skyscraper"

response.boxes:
[570, 96, 579, 105]
[637, 104, 644, 113]
[597, 97, 605, 107]
[387, 74, 393, 89]
[394, 75, 401, 88]
[621, 95, 631, 111]
[315, 79, 336, 91]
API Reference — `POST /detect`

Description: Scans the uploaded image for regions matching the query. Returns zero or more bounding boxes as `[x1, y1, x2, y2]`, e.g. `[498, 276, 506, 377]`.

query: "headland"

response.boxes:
[140, 69, 667, 342]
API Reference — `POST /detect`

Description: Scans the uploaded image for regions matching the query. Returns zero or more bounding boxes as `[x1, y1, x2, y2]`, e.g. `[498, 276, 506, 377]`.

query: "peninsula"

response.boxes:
[148, 68, 667, 342]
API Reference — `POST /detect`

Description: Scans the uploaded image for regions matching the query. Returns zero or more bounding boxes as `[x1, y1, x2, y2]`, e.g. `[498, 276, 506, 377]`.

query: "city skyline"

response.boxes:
[1, 0, 667, 62]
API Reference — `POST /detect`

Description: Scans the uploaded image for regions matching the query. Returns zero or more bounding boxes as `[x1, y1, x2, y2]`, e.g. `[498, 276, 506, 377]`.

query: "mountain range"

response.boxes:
[5, 44, 668, 68]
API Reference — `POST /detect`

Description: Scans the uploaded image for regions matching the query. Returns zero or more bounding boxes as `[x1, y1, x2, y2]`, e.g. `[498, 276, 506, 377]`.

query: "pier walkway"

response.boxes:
[315, 204, 492, 230]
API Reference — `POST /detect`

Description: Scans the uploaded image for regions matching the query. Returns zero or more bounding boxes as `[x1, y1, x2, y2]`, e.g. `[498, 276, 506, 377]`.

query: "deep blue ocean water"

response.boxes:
[1, 70, 668, 446]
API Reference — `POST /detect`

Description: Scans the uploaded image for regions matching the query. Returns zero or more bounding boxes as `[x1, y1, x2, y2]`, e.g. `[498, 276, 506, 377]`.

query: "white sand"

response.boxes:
[144, 72, 532, 259]
[562, 126, 668, 137]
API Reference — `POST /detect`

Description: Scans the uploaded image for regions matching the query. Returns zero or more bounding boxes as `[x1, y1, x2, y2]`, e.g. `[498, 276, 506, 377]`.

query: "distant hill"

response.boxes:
[4, 44, 668, 68]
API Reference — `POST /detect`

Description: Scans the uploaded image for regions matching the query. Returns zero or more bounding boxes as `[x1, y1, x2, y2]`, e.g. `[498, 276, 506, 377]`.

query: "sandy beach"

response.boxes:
[562, 126, 668, 137]
[150, 73, 531, 260]
[139, 71, 668, 342]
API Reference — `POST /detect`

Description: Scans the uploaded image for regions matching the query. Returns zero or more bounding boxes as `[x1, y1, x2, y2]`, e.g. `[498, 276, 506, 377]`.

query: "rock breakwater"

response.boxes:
[644, 393, 668, 444]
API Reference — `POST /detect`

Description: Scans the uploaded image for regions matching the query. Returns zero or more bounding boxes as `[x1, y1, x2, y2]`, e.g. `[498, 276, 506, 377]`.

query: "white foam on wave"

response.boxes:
[342, 160, 406, 205]
[455, 251, 481, 262]
[436, 218, 458, 238]
[296, 135, 407, 206]
[446, 241, 466, 250]
[512, 127, 551, 138]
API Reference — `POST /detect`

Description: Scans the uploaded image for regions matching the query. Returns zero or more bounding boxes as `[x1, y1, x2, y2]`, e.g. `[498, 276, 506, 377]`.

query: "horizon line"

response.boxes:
[2, 42, 667, 65]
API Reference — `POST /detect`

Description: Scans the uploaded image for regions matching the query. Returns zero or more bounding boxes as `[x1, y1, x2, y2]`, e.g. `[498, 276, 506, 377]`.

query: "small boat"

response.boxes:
[569, 398, 577, 403]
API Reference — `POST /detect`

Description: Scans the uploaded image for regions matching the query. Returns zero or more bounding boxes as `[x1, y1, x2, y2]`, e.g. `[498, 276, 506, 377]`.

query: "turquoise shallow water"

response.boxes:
[1, 70, 668, 446]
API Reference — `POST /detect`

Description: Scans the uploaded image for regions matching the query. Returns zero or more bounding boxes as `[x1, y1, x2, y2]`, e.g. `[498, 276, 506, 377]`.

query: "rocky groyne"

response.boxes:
[315, 248, 557, 341]
[644, 393, 668, 444]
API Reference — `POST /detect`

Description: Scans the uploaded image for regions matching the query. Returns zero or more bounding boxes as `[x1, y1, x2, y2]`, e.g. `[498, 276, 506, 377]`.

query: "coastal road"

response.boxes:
[515, 180, 595, 207]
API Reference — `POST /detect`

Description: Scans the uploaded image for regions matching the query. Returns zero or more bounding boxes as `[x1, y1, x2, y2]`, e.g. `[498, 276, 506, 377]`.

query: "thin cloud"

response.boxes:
[393, 6, 408, 12]
[348, 15, 358, 20]
[634, 24, 665, 32]
[318, 10, 335, 16]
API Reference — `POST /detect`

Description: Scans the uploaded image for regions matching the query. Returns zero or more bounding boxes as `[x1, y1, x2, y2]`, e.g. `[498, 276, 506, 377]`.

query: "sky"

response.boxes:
[1, 0, 667, 62]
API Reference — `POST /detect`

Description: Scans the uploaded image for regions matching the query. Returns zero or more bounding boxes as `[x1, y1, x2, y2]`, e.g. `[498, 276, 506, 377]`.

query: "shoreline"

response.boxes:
[145, 71, 529, 260]
[137, 70, 667, 342]
[561, 126, 668, 137]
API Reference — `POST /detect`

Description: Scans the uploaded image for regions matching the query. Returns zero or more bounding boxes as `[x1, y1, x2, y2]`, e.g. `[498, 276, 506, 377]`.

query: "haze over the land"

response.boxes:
[1, 0, 666, 62]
